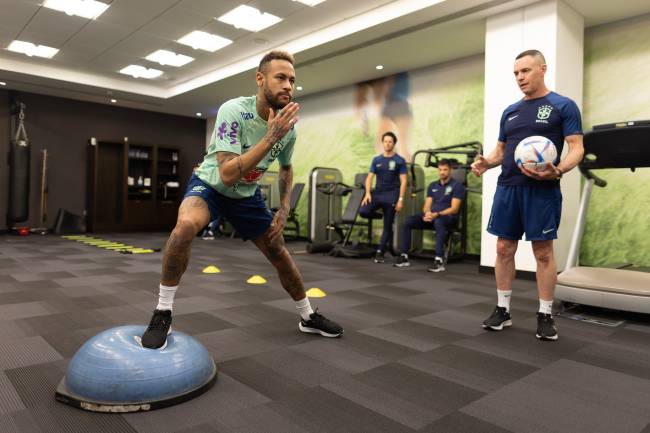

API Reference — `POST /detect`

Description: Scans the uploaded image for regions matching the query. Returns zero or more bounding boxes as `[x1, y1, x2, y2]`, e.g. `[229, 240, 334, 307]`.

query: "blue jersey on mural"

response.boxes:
[498, 91, 582, 187]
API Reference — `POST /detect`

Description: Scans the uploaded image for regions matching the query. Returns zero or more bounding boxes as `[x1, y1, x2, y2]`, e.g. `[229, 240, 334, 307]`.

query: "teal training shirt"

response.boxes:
[195, 95, 296, 198]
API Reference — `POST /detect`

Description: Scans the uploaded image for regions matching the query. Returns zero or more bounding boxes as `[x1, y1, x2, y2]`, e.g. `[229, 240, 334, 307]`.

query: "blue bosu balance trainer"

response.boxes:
[55, 325, 217, 413]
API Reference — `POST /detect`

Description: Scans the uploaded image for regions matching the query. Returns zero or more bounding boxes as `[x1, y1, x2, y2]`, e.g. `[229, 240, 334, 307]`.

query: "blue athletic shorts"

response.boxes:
[184, 174, 273, 241]
[487, 185, 562, 241]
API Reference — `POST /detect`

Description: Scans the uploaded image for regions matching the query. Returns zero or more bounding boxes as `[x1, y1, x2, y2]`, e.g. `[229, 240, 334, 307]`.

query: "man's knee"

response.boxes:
[533, 243, 554, 265]
[496, 239, 517, 260]
[172, 218, 200, 244]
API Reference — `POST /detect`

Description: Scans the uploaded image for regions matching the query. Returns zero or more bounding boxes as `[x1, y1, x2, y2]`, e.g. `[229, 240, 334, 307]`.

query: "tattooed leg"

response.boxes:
[252, 230, 307, 301]
[161, 196, 210, 286]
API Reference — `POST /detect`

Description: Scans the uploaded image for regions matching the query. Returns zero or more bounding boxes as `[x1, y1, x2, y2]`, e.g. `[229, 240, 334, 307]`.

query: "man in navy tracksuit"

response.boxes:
[393, 159, 465, 272]
[360, 131, 407, 263]
[471, 50, 584, 341]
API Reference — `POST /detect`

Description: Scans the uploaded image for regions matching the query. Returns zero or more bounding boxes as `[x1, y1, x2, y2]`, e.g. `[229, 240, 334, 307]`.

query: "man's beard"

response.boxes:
[263, 87, 290, 110]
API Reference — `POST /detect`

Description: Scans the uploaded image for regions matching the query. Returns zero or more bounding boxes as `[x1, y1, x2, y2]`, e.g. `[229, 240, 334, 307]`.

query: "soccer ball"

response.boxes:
[514, 136, 557, 171]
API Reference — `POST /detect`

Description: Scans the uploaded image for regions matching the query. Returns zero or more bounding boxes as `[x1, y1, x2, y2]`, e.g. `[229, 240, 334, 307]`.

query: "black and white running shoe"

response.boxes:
[141, 309, 173, 349]
[482, 306, 512, 331]
[393, 254, 410, 267]
[427, 258, 445, 273]
[536, 312, 558, 341]
[299, 310, 343, 338]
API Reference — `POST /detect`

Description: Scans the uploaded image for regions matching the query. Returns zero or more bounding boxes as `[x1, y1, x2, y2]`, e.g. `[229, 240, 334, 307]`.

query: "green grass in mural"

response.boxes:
[274, 72, 485, 254]
[579, 169, 650, 267]
[581, 15, 650, 267]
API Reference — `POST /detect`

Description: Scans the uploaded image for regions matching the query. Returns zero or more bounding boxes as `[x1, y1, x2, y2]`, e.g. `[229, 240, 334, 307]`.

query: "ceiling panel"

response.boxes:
[112, 0, 183, 19]
[199, 19, 250, 41]
[0, 0, 39, 32]
[66, 20, 137, 59]
[178, 0, 241, 18]
[141, 4, 214, 40]
[98, 3, 159, 29]
[248, 0, 306, 18]
[93, 53, 146, 70]
[108, 31, 175, 58]
[19, 8, 87, 47]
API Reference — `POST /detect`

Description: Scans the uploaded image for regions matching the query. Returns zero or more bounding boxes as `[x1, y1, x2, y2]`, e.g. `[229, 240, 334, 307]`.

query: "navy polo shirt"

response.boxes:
[370, 154, 407, 200]
[498, 91, 582, 187]
[427, 178, 465, 213]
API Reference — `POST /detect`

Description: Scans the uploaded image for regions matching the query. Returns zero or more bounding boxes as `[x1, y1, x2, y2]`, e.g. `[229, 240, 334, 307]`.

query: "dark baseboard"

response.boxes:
[479, 265, 537, 281]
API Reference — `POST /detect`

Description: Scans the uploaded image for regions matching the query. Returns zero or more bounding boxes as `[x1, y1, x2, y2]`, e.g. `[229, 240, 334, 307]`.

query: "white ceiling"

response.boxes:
[1, 0, 650, 117]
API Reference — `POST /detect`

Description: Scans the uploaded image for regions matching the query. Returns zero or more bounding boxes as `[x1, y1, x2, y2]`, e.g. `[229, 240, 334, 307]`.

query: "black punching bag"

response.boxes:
[7, 103, 30, 224]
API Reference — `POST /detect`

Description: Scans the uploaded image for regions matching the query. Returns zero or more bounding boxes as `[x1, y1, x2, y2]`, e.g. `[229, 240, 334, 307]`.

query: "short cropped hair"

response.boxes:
[515, 49, 546, 64]
[381, 131, 398, 144]
[258, 50, 295, 74]
[437, 158, 452, 168]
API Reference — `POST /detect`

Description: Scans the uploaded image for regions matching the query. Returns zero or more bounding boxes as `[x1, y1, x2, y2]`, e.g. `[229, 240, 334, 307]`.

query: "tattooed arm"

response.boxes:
[267, 164, 292, 242]
[218, 102, 300, 187]
[278, 164, 293, 212]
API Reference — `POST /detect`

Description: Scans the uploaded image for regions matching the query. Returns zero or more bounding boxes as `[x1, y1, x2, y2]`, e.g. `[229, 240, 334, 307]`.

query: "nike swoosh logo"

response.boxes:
[508, 115, 519, 121]
[542, 228, 555, 234]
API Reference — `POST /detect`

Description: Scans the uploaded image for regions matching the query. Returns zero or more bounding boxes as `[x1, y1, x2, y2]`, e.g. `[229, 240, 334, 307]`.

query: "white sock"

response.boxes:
[156, 284, 178, 311]
[539, 299, 553, 315]
[435, 256, 443, 262]
[401, 253, 408, 258]
[295, 297, 314, 321]
[497, 289, 512, 311]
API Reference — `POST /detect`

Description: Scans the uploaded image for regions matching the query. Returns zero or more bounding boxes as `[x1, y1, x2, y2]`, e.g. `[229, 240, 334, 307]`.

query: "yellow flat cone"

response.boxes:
[202, 265, 221, 274]
[247, 275, 267, 284]
[306, 288, 326, 298]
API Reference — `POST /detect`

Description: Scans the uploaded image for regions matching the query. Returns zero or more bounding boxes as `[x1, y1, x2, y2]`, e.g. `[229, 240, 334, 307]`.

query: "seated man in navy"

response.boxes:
[394, 159, 465, 272]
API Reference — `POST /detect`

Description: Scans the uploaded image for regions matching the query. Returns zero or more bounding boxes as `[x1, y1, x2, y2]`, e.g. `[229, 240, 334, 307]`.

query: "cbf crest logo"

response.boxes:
[389, 160, 396, 171]
[536, 105, 553, 123]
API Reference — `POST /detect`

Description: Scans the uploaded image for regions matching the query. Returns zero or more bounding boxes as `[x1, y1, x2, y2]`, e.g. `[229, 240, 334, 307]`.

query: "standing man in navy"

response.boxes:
[471, 50, 584, 341]
[394, 159, 465, 272]
[360, 131, 407, 263]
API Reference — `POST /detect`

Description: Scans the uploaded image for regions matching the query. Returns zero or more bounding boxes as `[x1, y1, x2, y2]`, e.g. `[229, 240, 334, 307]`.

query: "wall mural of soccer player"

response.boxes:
[355, 72, 413, 162]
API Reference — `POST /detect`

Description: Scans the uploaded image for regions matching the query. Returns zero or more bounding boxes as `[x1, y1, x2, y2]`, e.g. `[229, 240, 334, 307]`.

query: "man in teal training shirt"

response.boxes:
[142, 51, 343, 349]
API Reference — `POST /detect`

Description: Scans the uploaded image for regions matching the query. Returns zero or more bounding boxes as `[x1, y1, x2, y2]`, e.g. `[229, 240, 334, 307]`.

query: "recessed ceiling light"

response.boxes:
[196, 112, 202, 117]
[375, 65, 384, 70]
[8, 40, 59, 58]
[110, 98, 117, 103]
[296, 86, 303, 91]
[218, 5, 282, 32]
[43, 0, 109, 19]
[0, 81, 6, 86]
[146, 50, 194, 67]
[119, 65, 163, 79]
[292, 0, 326, 5]
[177, 31, 232, 52]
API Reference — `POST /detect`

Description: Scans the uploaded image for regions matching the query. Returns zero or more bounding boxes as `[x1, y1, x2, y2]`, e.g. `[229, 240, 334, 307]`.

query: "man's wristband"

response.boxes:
[398, 197, 403, 201]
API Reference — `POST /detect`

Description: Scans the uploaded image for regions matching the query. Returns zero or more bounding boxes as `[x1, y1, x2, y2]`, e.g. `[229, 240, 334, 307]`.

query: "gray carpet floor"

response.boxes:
[1, 233, 649, 433]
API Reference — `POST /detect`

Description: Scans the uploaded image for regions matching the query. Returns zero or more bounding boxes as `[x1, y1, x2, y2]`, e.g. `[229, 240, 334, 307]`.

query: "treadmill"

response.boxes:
[556, 121, 650, 314]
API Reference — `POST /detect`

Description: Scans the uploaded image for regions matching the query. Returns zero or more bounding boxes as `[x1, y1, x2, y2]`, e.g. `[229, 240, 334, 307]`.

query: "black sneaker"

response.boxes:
[299, 310, 343, 338]
[427, 258, 445, 272]
[394, 254, 410, 267]
[141, 309, 173, 349]
[482, 306, 512, 331]
[536, 312, 558, 341]
[202, 229, 215, 240]
[373, 251, 385, 264]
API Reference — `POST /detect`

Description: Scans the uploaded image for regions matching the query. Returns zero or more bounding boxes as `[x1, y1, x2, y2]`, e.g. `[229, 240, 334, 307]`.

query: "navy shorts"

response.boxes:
[184, 174, 273, 241]
[487, 185, 562, 241]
